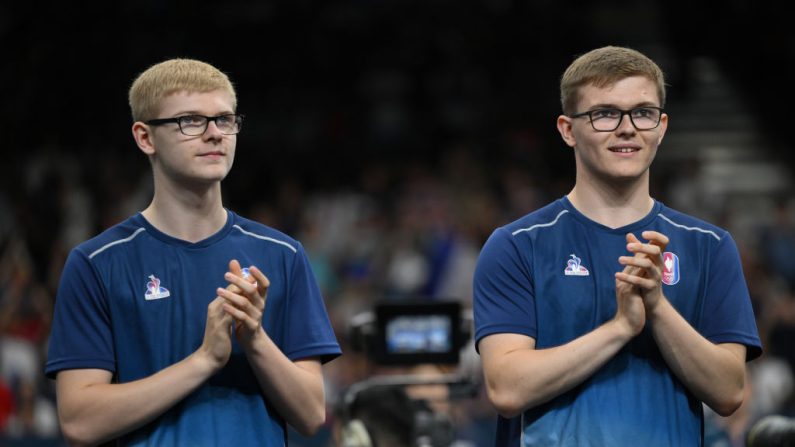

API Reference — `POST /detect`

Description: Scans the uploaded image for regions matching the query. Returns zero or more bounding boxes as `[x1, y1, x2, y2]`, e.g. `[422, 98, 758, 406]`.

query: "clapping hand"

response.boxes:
[216, 260, 271, 347]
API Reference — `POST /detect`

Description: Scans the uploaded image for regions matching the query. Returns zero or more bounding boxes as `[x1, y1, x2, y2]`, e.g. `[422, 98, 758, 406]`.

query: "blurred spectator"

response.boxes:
[759, 198, 795, 290]
[0, 378, 14, 432]
[0, 238, 57, 440]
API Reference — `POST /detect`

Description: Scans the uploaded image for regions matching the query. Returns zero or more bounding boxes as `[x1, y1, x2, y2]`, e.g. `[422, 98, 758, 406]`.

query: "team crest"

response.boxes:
[564, 254, 590, 276]
[662, 252, 680, 285]
[144, 274, 171, 300]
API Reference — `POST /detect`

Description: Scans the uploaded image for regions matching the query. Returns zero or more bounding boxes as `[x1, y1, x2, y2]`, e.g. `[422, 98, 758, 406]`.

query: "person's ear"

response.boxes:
[657, 112, 668, 145]
[557, 115, 577, 148]
[132, 122, 156, 156]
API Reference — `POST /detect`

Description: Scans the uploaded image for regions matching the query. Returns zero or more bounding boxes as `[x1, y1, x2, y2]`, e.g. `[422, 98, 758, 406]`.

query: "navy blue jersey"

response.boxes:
[46, 210, 341, 446]
[474, 197, 761, 447]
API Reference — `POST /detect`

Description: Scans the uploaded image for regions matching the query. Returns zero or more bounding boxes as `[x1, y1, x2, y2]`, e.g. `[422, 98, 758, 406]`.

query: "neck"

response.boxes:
[141, 173, 227, 243]
[567, 173, 653, 229]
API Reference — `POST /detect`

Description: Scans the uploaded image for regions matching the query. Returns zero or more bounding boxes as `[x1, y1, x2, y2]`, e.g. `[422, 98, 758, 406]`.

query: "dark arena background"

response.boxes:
[2, 2, 795, 446]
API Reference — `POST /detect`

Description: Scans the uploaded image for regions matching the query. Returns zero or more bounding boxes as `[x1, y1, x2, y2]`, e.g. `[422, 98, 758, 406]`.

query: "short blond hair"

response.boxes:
[560, 46, 665, 116]
[128, 58, 236, 122]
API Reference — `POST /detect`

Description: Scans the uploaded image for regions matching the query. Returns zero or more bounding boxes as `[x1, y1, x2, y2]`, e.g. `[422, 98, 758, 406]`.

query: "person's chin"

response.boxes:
[609, 168, 648, 182]
[191, 168, 230, 185]
[204, 164, 232, 178]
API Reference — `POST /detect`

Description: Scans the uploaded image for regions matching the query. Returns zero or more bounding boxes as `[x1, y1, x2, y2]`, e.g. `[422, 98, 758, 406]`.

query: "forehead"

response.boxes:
[157, 89, 235, 116]
[577, 76, 660, 109]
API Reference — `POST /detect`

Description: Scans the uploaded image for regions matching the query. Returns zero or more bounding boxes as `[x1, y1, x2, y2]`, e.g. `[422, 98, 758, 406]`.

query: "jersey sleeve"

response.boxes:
[473, 227, 536, 352]
[45, 249, 116, 378]
[281, 244, 341, 363]
[699, 234, 762, 360]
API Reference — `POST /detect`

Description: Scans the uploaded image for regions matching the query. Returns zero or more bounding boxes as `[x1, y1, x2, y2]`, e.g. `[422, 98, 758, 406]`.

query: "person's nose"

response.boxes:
[203, 119, 224, 141]
[615, 112, 636, 135]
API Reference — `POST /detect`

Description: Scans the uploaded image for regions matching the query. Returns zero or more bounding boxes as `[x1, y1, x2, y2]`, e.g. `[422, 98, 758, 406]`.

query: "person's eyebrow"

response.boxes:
[585, 101, 659, 110]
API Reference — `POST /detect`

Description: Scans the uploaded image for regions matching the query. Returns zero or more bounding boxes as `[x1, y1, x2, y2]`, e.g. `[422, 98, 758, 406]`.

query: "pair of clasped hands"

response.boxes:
[200, 260, 270, 369]
[614, 231, 669, 336]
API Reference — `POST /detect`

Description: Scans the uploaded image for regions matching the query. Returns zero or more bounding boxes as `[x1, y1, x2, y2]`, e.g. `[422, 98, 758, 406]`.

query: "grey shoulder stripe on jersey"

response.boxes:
[88, 227, 147, 259]
[512, 210, 569, 236]
[657, 213, 721, 241]
[233, 225, 298, 253]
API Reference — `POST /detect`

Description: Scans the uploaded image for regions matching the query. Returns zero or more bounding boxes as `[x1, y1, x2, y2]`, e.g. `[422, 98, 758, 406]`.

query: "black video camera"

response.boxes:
[349, 300, 471, 366]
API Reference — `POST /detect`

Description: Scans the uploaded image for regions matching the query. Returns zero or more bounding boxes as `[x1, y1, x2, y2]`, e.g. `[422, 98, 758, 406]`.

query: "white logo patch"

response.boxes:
[144, 274, 171, 300]
[564, 254, 590, 276]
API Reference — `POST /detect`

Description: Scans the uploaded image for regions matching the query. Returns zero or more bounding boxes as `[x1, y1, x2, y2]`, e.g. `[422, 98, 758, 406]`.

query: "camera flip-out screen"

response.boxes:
[375, 301, 462, 365]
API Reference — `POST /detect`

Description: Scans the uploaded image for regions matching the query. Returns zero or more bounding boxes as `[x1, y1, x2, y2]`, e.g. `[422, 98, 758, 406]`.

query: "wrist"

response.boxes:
[608, 316, 638, 342]
[191, 348, 224, 376]
[240, 326, 268, 352]
[644, 294, 668, 322]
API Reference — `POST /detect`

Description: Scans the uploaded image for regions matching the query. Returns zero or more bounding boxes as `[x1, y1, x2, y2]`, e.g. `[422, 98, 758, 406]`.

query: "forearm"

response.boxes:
[220, 263, 326, 434]
[57, 353, 217, 446]
[647, 298, 746, 415]
[244, 329, 325, 436]
[482, 320, 633, 418]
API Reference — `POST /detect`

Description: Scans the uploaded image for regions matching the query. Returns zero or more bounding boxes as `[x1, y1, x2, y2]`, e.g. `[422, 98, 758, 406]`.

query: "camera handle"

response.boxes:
[341, 372, 475, 423]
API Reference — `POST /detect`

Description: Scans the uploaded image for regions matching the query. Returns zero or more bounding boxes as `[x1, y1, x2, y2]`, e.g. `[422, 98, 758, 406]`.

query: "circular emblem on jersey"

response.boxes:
[661, 252, 680, 285]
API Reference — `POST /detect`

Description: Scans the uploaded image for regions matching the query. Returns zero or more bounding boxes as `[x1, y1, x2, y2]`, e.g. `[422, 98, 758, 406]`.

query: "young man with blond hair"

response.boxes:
[46, 58, 340, 446]
[474, 46, 761, 446]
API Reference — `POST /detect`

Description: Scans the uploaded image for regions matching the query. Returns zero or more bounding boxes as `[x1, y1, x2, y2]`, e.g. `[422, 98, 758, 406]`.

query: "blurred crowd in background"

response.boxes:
[3, 1, 795, 446]
[2, 141, 795, 446]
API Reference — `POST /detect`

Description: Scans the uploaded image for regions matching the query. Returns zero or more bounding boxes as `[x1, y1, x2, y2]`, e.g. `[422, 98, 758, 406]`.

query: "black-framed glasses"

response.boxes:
[570, 107, 664, 132]
[145, 114, 244, 136]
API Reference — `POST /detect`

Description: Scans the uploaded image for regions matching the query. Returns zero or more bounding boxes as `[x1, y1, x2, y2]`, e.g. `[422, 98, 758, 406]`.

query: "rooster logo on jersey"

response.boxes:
[564, 254, 590, 276]
[144, 275, 171, 300]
